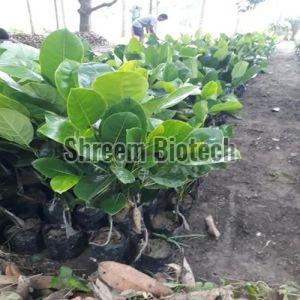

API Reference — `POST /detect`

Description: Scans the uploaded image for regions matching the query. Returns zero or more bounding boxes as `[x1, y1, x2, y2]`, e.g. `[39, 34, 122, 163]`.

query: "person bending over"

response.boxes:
[132, 14, 168, 43]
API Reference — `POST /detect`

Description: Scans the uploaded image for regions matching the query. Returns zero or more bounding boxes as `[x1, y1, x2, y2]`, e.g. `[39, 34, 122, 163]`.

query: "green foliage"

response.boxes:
[0, 29, 275, 224]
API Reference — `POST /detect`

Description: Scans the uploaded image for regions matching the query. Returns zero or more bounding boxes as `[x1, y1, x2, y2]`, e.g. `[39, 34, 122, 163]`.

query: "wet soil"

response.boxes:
[184, 42, 300, 285]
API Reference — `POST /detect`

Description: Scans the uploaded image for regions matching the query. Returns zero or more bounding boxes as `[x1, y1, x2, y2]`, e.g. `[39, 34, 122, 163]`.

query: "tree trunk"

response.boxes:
[235, 10, 241, 34]
[53, 0, 60, 29]
[78, 0, 119, 32]
[149, 0, 153, 14]
[78, 0, 92, 32]
[25, 0, 35, 34]
[198, 0, 207, 34]
[121, 0, 126, 37]
[61, 0, 67, 28]
[156, 0, 160, 15]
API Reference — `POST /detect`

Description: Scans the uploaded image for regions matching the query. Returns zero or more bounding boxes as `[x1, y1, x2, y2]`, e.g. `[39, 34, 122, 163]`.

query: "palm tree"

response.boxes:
[25, 0, 35, 34]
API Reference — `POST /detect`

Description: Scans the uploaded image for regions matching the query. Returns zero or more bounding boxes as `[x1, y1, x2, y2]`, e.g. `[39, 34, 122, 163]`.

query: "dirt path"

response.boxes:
[186, 42, 300, 285]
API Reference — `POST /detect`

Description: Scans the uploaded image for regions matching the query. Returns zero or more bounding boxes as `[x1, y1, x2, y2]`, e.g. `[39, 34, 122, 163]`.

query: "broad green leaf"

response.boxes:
[38, 113, 76, 144]
[98, 194, 126, 215]
[55, 59, 80, 99]
[78, 62, 113, 88]
[110, 166, 135, 184]
[102, 98, 147, 131]
[0, 64, 43, 82]
[209, 97, 243, 114]
[100, 112, 141, 144]
[153, 81, 176, 93]
[126, 37, 143, 53]
[40, 29, 84, 85]
[0, 41, 39, 61]
[149, 63, 164, 85]
[67, 88, 106, 130]
[213, 48, 229, 61]
[242, 65, 261, 83]
[203, 70, 219, 85]
[160, 85, 200, 109]
[231, 61, 249, 80]
[0, 93, 29, 116]
[23, 82, 66, 114]
[201, 81, 218, 100]
[0, 108, 33, 146]
[163, 63, 178, 81]
[147, 120, 193, 145]
[183, 57, 198, 79]
[126, 127, 146, 143]
[93, 71, 148, 105]
[74, 174, 114, 201]
[32, 158, 78, 178]
[190, 100, 208, 127]
[50, 175, 79, 194]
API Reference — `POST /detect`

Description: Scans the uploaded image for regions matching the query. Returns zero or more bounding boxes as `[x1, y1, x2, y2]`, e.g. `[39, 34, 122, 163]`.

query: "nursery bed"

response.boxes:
[182, 42, 300, 285]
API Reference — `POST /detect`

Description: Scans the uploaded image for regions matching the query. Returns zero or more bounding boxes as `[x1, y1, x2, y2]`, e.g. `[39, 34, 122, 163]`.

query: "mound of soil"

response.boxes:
[11, 31, 108, 48]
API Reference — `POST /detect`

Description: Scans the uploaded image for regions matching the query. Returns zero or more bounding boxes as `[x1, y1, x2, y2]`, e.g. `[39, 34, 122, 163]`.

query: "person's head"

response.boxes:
[157, 14, 168, 22]
[0, 28, 10, 40]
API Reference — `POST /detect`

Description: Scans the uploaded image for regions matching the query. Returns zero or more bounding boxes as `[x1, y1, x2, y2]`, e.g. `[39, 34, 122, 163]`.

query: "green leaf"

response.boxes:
[67, 88, 106, 130]
[110, 166, 135, 184]
[160, 85, 200, 109]
[0, 108, 33, 146]
[147, 120, 193, 145]
[0, 93, 29, 116]
[78, 62, 113, 88]
[100, 112, 141, 144]
[38, 113, 76, 145]
[102, 98, 147, 131]
[50, 175, 79, 194]
[23, 82, 66, 114]
[98, 194, 126, 215]
[74, 174, 114, 201]
[55, 59, 80, 99]
[231, 61, 249, 80]
[201, 81, 218, 100]
[213, 48, 229, 61]
[153, 81, 176, 93]
[93, 71, 148, 105]
[126, 37, 143, 53]
[0, 64, 43, 82]
[126, 127, 146, 143]
[40, 29, 84, 85]
[208, 96, 243, 114]
[32, 158, 78, 178]
[163, 63, 178, 81]
[190, 100, 208, 127]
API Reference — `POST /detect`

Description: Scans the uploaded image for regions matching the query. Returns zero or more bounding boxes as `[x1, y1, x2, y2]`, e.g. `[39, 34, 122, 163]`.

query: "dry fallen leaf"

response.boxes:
[92, 278, 114, 300]
[5, 263, 21, 277]
[98, 261, 172, 297]
[168, 287, 233, 300]
[181, 257, 195, 288]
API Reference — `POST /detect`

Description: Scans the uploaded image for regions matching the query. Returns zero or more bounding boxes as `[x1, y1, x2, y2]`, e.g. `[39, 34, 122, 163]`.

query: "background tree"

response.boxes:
[61, 0, 67, 28]
[121, 0, 126, 37]
[198, 0, 207, 34]
[78, 0, 119, 32]
[53, 0, 60, 29]
[149, 0, 153, 14]
[25, 0, 35, 34]
[235, 0, 266, 33]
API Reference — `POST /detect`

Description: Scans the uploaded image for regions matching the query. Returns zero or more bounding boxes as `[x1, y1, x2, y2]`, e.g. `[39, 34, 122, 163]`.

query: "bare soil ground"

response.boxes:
[185, 42, 300, 285]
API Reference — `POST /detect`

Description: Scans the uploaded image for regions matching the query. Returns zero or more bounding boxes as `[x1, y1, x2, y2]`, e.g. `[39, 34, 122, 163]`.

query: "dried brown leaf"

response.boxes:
[92, 278, 114, 300]
[5, 263, 21, 277]
[98, 261, 172, 297]
[181, 257, 195, 287]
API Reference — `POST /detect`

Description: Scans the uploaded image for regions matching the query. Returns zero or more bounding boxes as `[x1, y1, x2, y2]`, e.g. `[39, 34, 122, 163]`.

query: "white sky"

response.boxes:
[0, 0, 300, 41]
